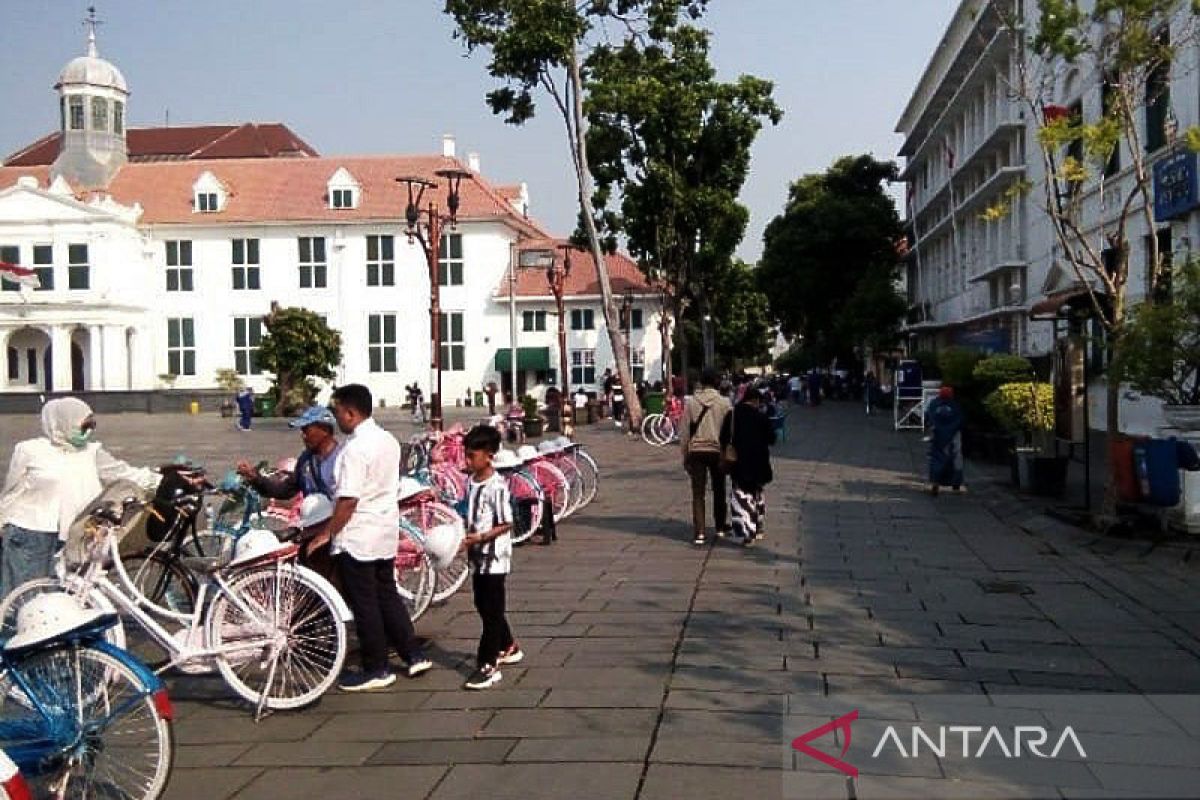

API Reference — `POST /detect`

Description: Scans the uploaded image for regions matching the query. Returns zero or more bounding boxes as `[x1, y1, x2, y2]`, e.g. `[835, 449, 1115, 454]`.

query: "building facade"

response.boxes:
[0, 30, 665, 407]
[898, 0, 1200, 434]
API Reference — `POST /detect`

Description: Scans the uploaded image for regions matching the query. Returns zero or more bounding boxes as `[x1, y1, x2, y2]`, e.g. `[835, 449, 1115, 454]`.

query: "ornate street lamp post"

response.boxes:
[621, 287, 635, 387]
[396, 168, 472, 432]
[548, 244, 573, 428]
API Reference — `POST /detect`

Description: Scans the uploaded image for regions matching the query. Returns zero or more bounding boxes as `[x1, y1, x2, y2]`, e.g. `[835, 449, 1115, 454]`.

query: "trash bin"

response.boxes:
[474, 391, 484, 407]
[253, 395, 276, 418]
[1133, 438, 1181, 507]
[189, 401, 200, 415]
[644, 392, 665, 414]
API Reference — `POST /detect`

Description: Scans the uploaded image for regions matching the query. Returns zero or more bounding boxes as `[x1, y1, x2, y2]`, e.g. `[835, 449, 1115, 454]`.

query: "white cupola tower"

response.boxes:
[51, 8, 129, 189]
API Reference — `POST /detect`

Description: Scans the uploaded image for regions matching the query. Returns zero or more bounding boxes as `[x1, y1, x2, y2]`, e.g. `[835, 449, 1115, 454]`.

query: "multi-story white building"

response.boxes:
[898, 0, 1200, 433]
[0, 29, 664, 407]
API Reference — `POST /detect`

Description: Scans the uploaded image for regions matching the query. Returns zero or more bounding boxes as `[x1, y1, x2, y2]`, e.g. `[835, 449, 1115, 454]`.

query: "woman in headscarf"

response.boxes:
[0, 398, 159, 597]
[925, 385, 965, 496]
[721, 387, 776, 546]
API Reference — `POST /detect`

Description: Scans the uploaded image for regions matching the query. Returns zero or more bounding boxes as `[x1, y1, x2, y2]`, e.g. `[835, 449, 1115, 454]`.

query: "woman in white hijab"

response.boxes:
[0, 397, 158, 598]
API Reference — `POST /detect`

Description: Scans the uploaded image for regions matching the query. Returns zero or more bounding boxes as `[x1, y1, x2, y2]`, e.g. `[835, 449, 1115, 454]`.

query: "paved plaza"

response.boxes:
[3, 402, 1200, 799]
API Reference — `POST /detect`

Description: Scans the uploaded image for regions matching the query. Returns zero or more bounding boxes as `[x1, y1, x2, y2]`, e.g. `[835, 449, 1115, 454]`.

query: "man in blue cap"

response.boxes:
[236, 405, 342, 500]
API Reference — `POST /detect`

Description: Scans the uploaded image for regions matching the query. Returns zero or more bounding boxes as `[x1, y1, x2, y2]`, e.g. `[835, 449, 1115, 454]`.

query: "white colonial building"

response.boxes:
[897, 0, 1200, 434]
[0, 29, 665, 407]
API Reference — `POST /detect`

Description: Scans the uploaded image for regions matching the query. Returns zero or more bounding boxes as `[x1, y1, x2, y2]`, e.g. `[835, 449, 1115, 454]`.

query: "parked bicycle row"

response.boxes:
[0, 393, 601, 798]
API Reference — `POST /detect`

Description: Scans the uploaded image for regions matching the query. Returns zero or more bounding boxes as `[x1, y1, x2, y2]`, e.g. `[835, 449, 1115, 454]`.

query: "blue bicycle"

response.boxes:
[0, 596, 174, 799]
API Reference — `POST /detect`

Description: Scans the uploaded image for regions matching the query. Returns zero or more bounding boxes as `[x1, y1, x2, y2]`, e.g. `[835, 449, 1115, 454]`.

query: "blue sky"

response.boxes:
[0, 1, 958, 260]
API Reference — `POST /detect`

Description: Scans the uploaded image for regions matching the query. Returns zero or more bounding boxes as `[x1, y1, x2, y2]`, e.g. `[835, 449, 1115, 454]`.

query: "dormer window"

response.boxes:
[192, 171, 226, 213]
[326, 167, 360, 210]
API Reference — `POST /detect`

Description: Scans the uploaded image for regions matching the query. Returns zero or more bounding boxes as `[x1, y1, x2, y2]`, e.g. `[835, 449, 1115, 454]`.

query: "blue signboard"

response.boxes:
[1154, 151, 1200, 221]
[953, 328, 1011, 354]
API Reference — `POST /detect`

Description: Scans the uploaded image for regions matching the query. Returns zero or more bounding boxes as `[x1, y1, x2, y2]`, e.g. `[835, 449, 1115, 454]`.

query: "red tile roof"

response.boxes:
[499, 241, 656, 298]
[3, 123, 318, 166]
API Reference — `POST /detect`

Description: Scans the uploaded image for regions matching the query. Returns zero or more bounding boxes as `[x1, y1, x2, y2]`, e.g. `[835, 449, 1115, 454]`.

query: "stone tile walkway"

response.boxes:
[2, 402, 1199, 798]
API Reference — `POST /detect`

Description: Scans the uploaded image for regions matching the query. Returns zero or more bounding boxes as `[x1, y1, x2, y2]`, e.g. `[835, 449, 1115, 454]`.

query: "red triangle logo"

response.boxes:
[791, 710, 859, 778]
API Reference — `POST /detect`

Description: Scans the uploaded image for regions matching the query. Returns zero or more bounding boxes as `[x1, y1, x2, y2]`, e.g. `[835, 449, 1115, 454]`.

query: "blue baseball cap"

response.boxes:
[289, 406, 336, 429]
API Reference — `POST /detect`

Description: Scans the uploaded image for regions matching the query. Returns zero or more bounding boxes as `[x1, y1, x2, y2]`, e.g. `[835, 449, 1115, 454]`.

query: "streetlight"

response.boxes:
[396, 167, 472, 432]
[547, 245, 574, 431]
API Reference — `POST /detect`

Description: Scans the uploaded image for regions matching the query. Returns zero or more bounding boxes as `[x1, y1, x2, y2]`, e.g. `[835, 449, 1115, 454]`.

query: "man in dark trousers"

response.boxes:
[679, 368, 732, 546]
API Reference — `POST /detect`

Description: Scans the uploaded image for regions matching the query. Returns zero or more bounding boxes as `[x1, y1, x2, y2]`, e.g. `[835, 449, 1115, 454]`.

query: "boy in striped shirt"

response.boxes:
[460, 425, 522, 689]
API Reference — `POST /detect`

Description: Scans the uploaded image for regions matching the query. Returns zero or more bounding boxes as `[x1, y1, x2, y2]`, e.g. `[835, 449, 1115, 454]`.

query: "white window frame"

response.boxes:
[570, 308, 595, 331]
[571, 349, 596, 386]
[368, 313, 398, 373]
[366, 235, 395, 287]
[439, 311, 465, 371]
[298, 236, 327, 289]
[232, 316, 264, 376]
[232, 238, 261, 290]
[31, 244, 52, 291]
[166, 240, 193, 292]
[438, 233, 464, 286]
[67, 243, 89, 290]
[167, 318, 196, 376]
[330, 188, 355, 209]
[632, 347, 645, 383]
[522, 310, 546, 332]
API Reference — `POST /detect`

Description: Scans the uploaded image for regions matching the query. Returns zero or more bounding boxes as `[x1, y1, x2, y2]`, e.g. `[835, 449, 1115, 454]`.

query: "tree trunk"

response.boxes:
[1101, 323, 1124, 517]
[566, 49, 643, 430]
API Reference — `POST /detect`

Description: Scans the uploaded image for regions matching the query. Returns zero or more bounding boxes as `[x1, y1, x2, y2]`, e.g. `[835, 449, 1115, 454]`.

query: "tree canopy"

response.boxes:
[757, 154, 904, 363]
[583, 22, 780, 369]
[258, 306, 342, 414]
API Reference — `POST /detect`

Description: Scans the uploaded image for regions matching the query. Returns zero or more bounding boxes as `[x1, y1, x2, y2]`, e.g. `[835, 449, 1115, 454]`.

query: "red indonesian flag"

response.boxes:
[0, 262, 40, 289]
[1043, 104, 1071, 123]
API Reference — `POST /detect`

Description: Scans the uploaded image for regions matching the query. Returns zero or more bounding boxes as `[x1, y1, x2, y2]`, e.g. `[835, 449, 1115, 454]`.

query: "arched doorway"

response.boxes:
[70, 328, 90, 392]
[5, 327, 52, 392]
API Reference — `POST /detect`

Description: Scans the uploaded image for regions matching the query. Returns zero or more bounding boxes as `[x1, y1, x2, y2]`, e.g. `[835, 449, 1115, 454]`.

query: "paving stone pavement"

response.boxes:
[4, 402, 1200, 799]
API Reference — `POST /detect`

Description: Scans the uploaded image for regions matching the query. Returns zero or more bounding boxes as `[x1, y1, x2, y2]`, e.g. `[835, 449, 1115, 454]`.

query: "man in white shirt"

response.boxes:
[325, 384, 430, 691]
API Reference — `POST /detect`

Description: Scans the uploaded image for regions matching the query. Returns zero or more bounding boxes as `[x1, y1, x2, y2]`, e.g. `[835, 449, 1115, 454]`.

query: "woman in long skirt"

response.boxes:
[722, 388, 776, 545]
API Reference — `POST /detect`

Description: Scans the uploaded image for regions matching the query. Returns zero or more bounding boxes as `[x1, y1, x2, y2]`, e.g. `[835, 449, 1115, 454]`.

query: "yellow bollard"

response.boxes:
[189, 401, 200, 415]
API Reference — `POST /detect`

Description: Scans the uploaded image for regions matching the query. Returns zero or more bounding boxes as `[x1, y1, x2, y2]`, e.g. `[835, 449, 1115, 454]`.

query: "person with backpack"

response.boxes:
[679, 368, 732, 546]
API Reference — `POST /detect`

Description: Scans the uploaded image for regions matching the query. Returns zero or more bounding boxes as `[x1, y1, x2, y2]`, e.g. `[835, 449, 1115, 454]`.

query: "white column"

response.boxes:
[50, 326, 72, 394]
[88, 325, 103, 390]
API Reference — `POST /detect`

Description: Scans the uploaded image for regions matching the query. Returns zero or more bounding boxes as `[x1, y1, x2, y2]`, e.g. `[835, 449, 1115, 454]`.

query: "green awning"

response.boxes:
[494, 347, 551, 371]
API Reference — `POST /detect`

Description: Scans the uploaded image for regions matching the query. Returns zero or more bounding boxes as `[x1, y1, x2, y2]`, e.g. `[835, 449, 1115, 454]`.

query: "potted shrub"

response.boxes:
[1113, 259, 1200, 430]
[520, 395, 543, 438]
[985, 381, 1067, 496]
[972, 354, 1037, 462]
[215, 368, 243, 418]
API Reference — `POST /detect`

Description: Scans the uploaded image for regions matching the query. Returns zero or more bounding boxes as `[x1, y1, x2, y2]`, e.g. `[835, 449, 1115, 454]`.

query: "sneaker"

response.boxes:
[338, 670, 396, 692]
[714, 527, 730, 539]
[464, 664, 502, 690]
[692, 533, 707, 546]
[405, 651, 433, 677]
[497, 643, 524, 665]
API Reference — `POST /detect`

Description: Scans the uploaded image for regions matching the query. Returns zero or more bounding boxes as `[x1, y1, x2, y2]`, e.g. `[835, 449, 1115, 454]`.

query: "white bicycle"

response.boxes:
[0, 489, 352, 721]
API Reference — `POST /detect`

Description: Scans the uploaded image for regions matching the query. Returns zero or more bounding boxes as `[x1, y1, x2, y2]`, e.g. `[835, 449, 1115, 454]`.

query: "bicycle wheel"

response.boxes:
[651, 414, 676, 448]
[641, 413, 665, 445]
[0, 644, 174, 800]
[552, 456, 585, 520]
[208, 564, 346, 711]
[0, 578, 127, 652]
[121, 550, 198, 617]
[429, 464, 467, 505]
[507, 470, 544, 544]
[528, 460, 570, 521]
[573, 448, 600, 509]
[394, 519, 435, 620]
[400, 502, 468, 603]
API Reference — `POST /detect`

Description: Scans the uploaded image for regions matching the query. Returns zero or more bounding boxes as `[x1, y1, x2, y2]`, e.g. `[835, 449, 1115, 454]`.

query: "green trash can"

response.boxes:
[644, 392, 665, 414]
[254, 395, 276, 418]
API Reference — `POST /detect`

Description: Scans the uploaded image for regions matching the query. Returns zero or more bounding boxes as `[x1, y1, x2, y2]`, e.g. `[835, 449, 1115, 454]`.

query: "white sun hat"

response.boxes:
[5, 592, 111, 652]
[229, 529, 291, 568]
[398, 476, 428, 502]
[493, 449, 521, 470]
[422, 520, 465, 571]
[537, 439, 561, 455]
[516, 444, 540, 463]
[299, 494, 333, 529]
[554, 436, 575, 450]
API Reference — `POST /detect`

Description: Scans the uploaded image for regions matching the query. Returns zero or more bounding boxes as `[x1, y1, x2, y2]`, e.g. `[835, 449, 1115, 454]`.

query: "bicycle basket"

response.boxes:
[64, 480, 149, 569]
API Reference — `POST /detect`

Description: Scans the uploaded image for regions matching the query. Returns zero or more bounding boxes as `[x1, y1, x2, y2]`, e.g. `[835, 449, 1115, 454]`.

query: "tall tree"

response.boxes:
[583, 23, 781, 375]
[258, 305, 342, 415]
[993, 0, 1200, 513]
[758, 155, 903, 364]
[445, 0, 714, 428]
[711, 259, 774, 368]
